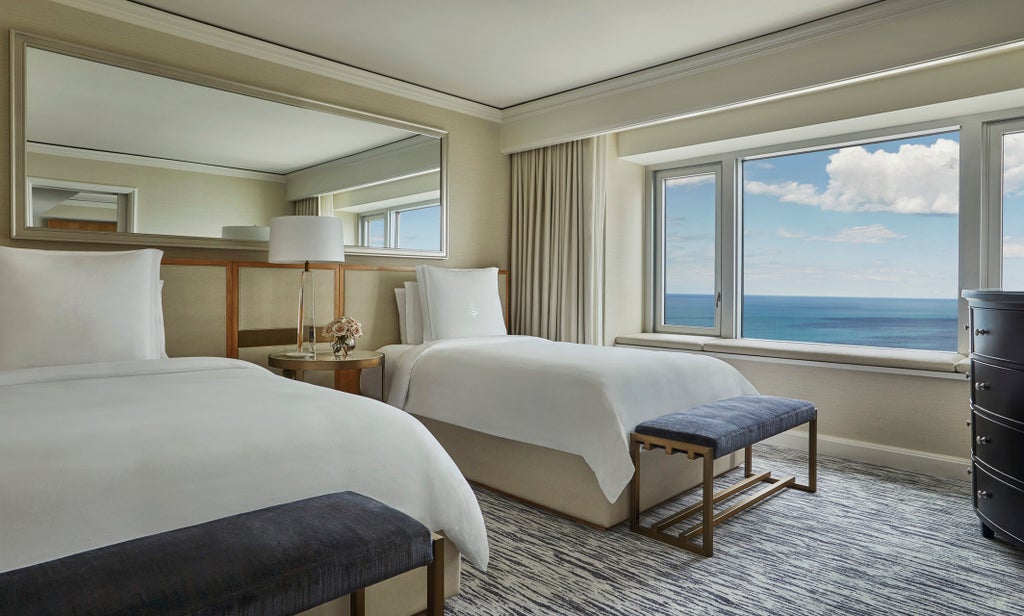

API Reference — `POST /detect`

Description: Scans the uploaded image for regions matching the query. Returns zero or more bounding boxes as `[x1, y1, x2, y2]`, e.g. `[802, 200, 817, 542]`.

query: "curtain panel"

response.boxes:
[511, 136, 607, 344]
[292, 196, 332, 216]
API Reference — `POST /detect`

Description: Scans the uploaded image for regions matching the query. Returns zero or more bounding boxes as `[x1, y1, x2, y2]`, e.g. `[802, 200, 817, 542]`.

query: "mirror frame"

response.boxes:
[10, 31, 449, 257]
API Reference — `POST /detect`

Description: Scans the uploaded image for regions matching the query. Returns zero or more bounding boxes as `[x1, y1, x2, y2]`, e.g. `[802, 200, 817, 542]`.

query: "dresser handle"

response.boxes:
[967, 467, 973, 475]
[977, 490, 993, 500]
[976, 435, 992, 445]
[966, 418, 972, 427]
[974, 328, 990, 336]
[975, 382, 991, 391]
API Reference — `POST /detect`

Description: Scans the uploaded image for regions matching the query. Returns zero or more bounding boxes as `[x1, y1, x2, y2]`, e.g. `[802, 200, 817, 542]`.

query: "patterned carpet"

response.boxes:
[446, 446, 1024, 615]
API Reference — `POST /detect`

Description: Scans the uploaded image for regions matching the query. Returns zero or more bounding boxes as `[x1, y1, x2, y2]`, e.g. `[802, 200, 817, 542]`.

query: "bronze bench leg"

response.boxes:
[791, 418, 817, 493]
[350, 588, 366, 616]
[426, 536, 445, 616]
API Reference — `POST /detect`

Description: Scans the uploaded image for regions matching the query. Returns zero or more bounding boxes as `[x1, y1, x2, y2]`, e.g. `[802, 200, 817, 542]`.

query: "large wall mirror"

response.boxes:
[10, 32, 448, 257]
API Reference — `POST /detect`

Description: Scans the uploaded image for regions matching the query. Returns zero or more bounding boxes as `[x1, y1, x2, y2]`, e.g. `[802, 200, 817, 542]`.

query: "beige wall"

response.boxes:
[29, 152, 289, 237]
[2, 0, 509, 270]
[602, 138, 644, 344]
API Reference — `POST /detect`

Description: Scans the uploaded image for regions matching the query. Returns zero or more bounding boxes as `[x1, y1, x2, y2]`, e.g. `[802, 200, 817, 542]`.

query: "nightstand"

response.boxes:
[268, 350, 384, 400]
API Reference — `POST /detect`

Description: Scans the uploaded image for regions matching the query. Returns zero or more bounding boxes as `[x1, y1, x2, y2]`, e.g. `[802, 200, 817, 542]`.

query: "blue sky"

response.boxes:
[665, 131, 974, 299]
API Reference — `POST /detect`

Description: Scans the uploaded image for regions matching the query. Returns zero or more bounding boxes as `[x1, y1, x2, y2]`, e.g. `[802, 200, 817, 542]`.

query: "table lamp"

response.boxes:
[269, 215, 345, 357]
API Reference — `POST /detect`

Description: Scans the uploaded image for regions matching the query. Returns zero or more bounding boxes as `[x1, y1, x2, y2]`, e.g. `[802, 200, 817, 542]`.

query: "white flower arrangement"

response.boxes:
[323, 316, 363, 340]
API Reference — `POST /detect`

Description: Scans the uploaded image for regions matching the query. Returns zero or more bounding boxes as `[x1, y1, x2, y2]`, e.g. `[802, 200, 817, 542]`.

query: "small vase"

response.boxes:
[331, 335, 355, 358]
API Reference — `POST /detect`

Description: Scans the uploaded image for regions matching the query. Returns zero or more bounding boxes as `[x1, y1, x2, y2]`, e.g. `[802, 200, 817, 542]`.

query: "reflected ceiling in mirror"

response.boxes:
[12, 33, 447, 256]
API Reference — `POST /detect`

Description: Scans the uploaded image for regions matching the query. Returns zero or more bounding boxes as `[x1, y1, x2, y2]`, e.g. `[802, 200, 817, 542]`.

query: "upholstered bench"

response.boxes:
[0, 491, 444, 616]
[629, 395, 817, 556]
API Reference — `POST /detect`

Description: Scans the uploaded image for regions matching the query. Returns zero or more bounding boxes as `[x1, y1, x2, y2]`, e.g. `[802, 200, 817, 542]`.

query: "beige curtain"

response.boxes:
[292, 196, 332, 216]
[511, 135, 607, 344]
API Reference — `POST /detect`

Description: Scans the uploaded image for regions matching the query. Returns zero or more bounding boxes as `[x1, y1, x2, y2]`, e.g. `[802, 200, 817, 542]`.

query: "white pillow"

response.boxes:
[404, 281, 424, 345]
[156, 279, 167, 359]
[416, 265, 506, 342]
[394, 287, 408, 345]
[0, 245, 164, 369]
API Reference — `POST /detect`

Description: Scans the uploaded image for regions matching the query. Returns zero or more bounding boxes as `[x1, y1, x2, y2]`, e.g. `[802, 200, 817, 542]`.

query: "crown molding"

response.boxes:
[46, 0, 503, 123]
[500, 0, 946, 123]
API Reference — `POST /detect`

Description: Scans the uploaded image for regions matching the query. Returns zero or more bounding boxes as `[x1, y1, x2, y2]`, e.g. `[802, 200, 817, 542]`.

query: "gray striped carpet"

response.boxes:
[446, 445, 1024, 615]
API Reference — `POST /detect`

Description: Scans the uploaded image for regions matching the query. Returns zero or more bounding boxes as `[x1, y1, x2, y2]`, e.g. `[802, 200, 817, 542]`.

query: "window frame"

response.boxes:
[651, 163, 724, 336]
[985, 117, 1024, 289]
[643, 111, 1024, 356]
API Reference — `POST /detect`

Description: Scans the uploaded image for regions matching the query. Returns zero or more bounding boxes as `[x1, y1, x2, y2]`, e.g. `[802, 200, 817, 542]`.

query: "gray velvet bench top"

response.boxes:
[629, 395, 817, 556]
[0, 491, 444, 616]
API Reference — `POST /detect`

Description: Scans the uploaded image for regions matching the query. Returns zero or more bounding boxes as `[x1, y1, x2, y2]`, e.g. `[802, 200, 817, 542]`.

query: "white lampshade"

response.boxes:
[269, 216, 345, 264]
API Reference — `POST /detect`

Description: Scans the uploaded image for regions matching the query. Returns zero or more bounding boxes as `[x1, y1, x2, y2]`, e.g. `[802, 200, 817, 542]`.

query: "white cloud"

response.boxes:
[744, 138, 959, 215]
[775, 227, 807, 239]
[809, 224, 906, 244]
[1004, 235, 1024, 258]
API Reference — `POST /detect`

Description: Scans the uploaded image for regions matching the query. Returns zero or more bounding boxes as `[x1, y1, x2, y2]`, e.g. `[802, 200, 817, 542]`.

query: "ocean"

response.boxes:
[665, 294, 958, 352]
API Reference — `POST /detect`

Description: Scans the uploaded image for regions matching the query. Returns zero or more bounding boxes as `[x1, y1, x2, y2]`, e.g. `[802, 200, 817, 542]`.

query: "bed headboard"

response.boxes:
[343, 266, 510, 352]
[159, 260, 509, 362]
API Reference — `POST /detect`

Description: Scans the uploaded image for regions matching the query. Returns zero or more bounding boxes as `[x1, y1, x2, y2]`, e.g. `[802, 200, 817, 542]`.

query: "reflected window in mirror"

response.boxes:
[355, 201, 441, 251]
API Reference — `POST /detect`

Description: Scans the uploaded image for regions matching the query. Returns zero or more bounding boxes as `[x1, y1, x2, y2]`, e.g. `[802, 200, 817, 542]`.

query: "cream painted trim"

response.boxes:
[502, 0, 943, 123]
[46, 0, 502, 122]
[28, 143, 286, 183]
[764, 430, 970, 481]
[503, 38, 1024, 154]
[616, 336, 969, 380]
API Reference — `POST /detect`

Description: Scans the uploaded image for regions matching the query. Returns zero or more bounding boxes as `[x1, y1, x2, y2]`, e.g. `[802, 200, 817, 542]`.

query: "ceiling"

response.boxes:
[130, 0, 881, 109]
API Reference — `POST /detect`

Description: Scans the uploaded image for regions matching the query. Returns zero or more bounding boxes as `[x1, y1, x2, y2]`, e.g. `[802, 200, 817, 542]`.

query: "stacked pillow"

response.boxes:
[394, 266, 506, 344]
[0, 245, 166, 370]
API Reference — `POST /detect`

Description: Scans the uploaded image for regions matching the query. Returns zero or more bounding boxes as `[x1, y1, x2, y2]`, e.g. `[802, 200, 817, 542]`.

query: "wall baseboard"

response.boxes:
[764, 431, 970, 482]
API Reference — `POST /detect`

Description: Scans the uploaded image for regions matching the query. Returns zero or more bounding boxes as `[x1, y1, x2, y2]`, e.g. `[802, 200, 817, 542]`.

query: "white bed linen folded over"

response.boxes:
[0, 357, 487, 573]
[388, 336, 758, 503]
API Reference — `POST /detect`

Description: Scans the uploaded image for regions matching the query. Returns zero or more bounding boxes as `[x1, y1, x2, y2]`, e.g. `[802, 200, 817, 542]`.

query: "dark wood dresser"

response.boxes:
[963, 290, 1024, 547]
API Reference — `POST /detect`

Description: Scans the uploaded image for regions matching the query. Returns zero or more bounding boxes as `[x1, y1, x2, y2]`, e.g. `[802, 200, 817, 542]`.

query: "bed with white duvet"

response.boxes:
[369, 265, 758, 527]
[0, 245, 488, 614]
[0, 357, 488, 575]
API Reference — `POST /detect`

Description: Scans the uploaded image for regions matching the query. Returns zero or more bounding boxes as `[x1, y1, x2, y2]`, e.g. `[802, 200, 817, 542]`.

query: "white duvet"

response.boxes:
[384, 336, 758, 503]
[0, 357, 488, 573]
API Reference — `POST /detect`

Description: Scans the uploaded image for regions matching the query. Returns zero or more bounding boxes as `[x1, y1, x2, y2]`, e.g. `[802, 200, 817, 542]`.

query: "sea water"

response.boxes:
[665, 294, 958, 352]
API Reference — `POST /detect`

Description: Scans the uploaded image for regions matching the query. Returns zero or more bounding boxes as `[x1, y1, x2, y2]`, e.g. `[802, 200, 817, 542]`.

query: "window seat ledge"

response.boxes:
[616, 333, 968, 374]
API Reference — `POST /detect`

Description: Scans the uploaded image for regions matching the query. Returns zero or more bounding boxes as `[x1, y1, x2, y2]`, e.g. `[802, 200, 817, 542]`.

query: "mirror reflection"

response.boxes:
[18, 41, 446, 255]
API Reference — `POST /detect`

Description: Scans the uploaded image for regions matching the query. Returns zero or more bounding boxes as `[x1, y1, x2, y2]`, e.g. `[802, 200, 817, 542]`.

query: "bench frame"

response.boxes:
[350, 535, 445, 616]
[629, 418, 816, 556]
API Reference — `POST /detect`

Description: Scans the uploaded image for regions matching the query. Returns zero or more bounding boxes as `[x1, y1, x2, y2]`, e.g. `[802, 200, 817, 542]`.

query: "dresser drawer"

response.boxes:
[972, 412, 1024, 479]
[974, 463, 1024, 545]
[972, 307, 1024, 365]
[971, 360, 1024, 423]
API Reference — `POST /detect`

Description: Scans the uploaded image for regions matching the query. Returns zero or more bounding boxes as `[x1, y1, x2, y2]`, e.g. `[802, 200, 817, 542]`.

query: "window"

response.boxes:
[992, 120, 1024, 289]
[653, 165, 720, 333]
[361, 214, 387, 248]
[742, 131, 960, 351]
[395, 204, 441, 251]
[359, 202, 440, 250]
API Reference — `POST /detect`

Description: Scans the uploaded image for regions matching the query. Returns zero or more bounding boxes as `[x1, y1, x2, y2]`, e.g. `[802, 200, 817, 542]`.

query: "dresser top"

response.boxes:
[963, 290, 1024, 305]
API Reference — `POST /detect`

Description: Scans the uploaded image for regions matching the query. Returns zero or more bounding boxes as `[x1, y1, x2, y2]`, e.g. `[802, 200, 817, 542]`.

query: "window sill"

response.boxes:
[616, 333, 970, 375]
